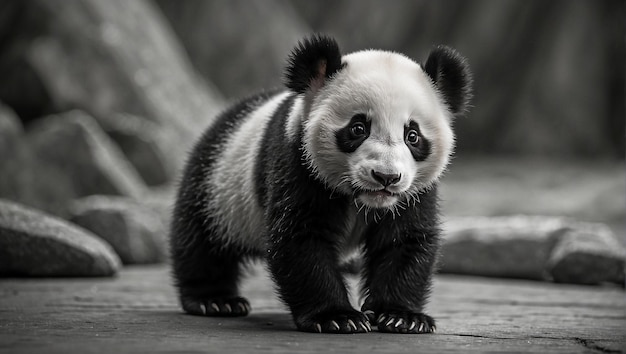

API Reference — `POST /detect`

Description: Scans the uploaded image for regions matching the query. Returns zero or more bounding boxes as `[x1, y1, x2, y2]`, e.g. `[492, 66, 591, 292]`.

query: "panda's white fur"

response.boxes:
[207, 92, 291, 251]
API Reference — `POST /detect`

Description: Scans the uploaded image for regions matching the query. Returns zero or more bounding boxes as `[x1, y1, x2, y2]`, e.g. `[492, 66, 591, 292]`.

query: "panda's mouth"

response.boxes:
[363, 189, 394, 197]
[355, 188, 398, 209]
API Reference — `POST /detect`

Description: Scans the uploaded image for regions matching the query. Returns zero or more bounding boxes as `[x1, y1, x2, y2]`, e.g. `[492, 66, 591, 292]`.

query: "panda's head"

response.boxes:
[285, 35, 472, 210]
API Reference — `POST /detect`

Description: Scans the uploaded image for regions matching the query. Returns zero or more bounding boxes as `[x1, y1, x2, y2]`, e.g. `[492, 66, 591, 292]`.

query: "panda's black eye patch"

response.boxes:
[336, 113, 370, 153]
[405, 121, 431, 161]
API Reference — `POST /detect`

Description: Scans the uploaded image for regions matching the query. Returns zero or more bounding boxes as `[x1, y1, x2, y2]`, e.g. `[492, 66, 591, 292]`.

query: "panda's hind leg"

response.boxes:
[170, 213, 251, 317]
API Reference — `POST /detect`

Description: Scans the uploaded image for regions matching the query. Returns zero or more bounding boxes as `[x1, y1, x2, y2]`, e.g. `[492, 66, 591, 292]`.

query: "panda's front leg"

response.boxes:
[266, 204, 371, 334]
[361, 210, 440, 334]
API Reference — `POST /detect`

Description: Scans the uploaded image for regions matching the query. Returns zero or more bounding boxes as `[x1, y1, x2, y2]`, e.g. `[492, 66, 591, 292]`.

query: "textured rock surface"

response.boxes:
[27, 110, 147, 199]
[156, 0, 308, 98]
[0, 104, 43, 212]
[0, 199, 121, 277]
[0, 103, 24, 198]
[440, 216, 568, 280]
[103, 113, 174, 186]
[69, 196, 168, 264]
[142, 186, 175, 230]
[548, 223, 626, 285]
[0, 0, 223, 173]
[441, 216, 626, 285]
[0, 102, 22, 152]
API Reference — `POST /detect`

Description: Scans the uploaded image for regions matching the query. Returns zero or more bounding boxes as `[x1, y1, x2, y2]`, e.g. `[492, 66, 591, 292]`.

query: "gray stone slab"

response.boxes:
[0, 265, 623, 353]
[69, 195, 168, 264]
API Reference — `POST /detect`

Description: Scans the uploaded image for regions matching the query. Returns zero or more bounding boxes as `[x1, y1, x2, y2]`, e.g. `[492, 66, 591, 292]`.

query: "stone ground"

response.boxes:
[1, 264, 624, 354]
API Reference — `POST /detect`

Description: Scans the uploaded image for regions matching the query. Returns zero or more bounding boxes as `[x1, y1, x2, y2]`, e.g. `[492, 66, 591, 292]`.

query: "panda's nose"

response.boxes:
[371, 170, 401, 187]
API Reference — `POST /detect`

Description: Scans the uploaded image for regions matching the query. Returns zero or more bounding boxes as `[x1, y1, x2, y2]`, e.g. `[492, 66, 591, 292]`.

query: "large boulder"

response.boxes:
[69, 196, 168, 264]
[0, 102, 22, 152]
[156, 0, 309, 98]
[25, 111, 147, 211]
[0, 110, 148, 217]
[0, 104, 42, 212]
[0, 0, 223, 176]
[0, 199, 121, 277]
[102, 113, 174, 186]
[0, 103, 24, 196]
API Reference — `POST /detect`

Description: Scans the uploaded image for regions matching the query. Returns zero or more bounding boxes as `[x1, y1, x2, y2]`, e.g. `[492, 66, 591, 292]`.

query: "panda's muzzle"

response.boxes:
[371, 170, 401, 187]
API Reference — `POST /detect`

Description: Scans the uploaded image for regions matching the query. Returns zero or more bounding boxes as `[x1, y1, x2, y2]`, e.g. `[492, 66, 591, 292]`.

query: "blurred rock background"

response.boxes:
[0, 0, 623, 283]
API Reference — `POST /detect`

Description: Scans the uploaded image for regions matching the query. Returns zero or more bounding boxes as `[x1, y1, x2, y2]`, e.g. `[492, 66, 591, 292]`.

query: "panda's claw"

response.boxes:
[376, 311, 435, 334]
[363, 310, 375, 321]
[394, 318, 404, 328]
[315, 323, 322, 333]
[180, 296, 251, 317]
[297, 310, 369, 334]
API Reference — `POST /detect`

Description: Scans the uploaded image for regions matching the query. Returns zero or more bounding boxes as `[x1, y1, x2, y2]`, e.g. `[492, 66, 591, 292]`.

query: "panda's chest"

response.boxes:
[336, 204, 369, 258]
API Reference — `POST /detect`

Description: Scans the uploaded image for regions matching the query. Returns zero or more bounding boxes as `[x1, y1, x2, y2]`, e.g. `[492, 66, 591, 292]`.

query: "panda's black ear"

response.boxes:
[424, 45, 473, 118]
[285, 34, 343, 94]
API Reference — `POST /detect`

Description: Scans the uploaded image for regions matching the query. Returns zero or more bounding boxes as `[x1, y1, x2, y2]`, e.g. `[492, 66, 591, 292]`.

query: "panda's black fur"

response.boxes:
[170, 34, 472, 334]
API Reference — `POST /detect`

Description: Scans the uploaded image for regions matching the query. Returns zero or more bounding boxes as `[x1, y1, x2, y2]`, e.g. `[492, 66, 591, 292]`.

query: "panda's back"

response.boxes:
[204, 90, 292, 252]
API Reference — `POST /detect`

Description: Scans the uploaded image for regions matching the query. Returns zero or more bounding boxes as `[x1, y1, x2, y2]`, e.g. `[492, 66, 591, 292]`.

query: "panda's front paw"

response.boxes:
[181, 295, 251, 317]
[375, 311, 436, 334]
[296, 310, 371, 334]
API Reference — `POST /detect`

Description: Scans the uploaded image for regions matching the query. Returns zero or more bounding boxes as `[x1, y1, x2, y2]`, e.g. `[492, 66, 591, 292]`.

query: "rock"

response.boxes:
[102, 113, 174, 186]
[440, 216, 569, 280]
[27, 110, 147, 200]
[156, 0, 309, 98]
[142, 185, 175, 228]
[0, 103, 24, 193]
[0, 103, 22, 154]
[0, 0, 223, 175]
[441, 216, 626, 286]
[0, 104, 41, 211]
[0, 198, 121, 277]
[547, 223, 625, 285]
[69, 196, 168, 264]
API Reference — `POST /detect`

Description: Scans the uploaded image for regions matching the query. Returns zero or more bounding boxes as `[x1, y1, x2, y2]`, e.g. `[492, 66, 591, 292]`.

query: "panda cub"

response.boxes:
[170, 34, 472, 334]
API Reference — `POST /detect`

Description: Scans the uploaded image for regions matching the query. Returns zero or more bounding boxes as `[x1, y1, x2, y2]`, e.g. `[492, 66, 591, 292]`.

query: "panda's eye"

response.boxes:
[350, 122, 367, 138]
[406, 129, 419, 145]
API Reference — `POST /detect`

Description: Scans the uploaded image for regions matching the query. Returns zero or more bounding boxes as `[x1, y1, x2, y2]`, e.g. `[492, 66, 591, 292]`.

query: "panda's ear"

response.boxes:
[424, 45, 473, 118]
[285, 34, 343, 94]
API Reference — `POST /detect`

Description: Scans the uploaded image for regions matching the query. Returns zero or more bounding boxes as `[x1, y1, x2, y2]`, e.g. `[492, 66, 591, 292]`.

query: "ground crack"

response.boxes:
[575, 337, 622, 354]
[452, 333, 516, 340]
